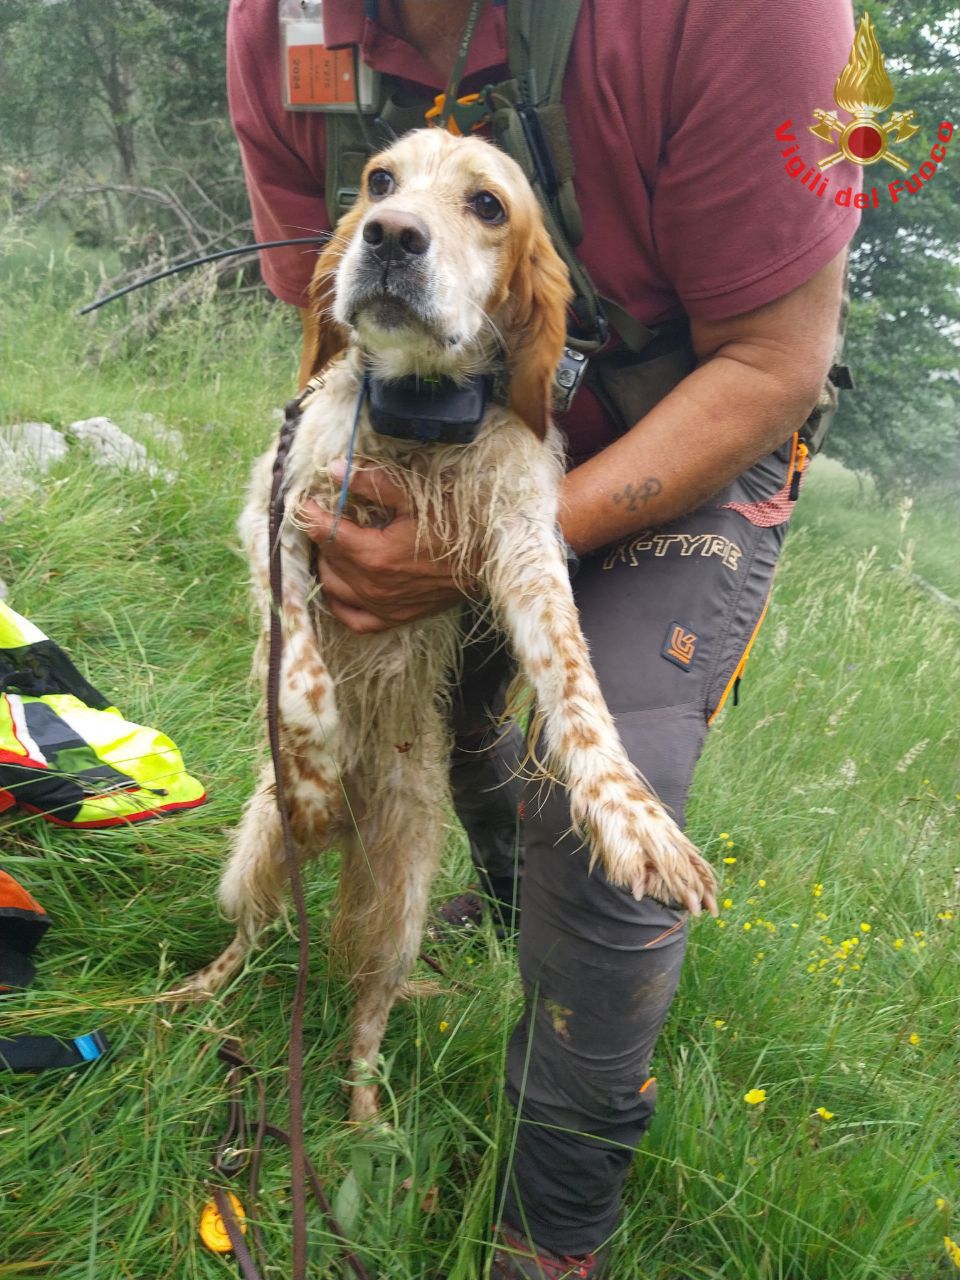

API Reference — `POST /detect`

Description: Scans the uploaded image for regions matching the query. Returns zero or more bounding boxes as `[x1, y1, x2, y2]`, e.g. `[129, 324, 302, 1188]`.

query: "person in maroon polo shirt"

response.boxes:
[227, 2, 860, 1275]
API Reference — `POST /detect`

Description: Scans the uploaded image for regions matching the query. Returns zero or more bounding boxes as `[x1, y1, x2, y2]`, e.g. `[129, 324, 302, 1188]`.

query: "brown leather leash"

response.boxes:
[207, 389, 370, 1280]
[206, 386, 452, 1277]
[209, 1040, 372, 1280]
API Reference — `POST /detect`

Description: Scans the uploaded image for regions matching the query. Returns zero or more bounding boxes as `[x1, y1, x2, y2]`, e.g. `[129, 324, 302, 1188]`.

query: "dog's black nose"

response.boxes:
[362, 210, 431, 263]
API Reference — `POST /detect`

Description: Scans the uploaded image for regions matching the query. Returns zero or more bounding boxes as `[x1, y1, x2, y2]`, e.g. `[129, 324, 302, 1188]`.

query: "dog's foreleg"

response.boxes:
[483, 517, 717, 915]
[178, 505, 344, 998]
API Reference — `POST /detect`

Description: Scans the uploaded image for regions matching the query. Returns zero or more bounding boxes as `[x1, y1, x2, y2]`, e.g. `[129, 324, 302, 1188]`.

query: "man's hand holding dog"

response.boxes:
[301, 461, 470, 634]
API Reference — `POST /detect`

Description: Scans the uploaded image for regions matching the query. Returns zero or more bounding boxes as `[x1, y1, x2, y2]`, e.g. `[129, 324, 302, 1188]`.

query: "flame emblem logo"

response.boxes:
[810, 14, 919, 172]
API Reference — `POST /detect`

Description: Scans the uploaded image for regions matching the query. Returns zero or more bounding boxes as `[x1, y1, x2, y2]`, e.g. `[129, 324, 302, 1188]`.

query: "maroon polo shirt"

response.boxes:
[227, 0, 861, 462]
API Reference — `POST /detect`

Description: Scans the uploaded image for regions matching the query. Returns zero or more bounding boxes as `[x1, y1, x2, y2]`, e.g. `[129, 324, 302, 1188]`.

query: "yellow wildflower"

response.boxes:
[860, 922, 871, 933]
[713, 1019, 726, 1029]
[758, 879, 767, 888]
[724, 856, 737, 865]
[743, 1088, 766, 1105]
[908, 1032, 920, 1046]
[439, 1020, 450, 1033]
[725, 839, 735, 848]
[743, 922, 752, 931]
[719, 832, 730, 840]
[938, 911, 955, 921]
[815, 1107, 835, 1120]
[816, 911, 828, 921]
[944, 1236, 960, 1269]
[716, 919, 727, 928]
[812, 883, 823, 898]
[723, 898, 734, 909]
[893, 938, 904, 949]
[936, 1197, 947, 1212]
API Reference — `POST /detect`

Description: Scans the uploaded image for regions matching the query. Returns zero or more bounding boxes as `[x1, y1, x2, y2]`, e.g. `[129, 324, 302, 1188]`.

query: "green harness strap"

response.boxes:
[498, 0, 656, 354]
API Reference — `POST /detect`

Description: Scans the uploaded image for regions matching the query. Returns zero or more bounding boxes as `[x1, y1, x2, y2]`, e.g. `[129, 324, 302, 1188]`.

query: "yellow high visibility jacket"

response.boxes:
[0, 602, 206, 827]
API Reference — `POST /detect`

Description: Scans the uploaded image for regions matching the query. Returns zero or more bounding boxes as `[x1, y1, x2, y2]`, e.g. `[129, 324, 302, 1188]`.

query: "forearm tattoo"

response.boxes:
[612, 476, 662, 513]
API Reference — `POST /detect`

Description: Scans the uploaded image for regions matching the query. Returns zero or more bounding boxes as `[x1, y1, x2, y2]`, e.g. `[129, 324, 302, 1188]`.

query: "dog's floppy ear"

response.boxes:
[505, 220, 572, 439]
[300, 204, 365, 383]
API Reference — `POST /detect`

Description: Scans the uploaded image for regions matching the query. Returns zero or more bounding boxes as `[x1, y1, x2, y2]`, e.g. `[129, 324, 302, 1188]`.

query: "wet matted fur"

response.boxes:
[182, 129, 717, 1120]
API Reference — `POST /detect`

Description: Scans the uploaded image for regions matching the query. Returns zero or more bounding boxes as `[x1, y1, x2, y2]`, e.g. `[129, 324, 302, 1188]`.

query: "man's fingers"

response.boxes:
[299, 498, 375, 555]
[328, 459, 410, 513]
[317, 561, 368, 611]
[325, 595, 391, 634]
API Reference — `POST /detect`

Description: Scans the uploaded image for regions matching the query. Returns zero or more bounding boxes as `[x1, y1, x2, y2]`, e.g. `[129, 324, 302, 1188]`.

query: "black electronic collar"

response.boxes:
[367, 371, 491, 445]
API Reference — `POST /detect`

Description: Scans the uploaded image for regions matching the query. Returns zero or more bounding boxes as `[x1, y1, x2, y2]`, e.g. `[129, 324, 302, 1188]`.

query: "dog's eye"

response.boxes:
[470, 190, 506, 224]
[368, 169, 395, 198]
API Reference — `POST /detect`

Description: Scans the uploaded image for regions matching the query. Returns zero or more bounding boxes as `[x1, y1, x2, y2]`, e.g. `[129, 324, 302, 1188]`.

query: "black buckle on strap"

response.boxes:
[515, 101, 559, 199]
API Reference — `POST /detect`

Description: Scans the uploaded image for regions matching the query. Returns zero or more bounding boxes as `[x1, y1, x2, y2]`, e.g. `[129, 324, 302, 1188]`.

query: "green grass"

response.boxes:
[1, 233, 958, 1279]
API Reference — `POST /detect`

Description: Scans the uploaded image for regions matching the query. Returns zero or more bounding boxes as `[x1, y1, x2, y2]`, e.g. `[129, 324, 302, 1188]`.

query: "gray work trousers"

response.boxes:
[449, 436, 800, 1256]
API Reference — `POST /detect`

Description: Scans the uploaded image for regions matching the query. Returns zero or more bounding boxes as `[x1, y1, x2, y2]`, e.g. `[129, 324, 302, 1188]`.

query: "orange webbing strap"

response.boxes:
[789, 435, 810, 501]
[708, 429, 811, 724]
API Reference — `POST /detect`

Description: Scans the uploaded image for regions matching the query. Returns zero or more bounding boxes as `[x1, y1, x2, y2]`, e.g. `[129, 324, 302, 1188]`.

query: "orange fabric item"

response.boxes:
[0, 867, 46, 919]
[0, 867, 50, 991]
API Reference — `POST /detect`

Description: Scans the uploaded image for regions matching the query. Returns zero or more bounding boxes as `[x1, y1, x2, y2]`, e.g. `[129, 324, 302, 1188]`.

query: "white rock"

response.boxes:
[131, 412, 185, 457]
[0, 422, 69, 490]
[67, 416, 175, 483]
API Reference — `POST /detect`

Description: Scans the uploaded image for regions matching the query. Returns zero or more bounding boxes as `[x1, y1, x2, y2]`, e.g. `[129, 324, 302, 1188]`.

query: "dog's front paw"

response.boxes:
[631, 832, 718, 918]
[580, 778, 718, 916]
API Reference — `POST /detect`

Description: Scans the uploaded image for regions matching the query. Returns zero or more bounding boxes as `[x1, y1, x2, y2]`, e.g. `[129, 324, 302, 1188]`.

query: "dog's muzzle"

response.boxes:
[345, 208, 438, 331]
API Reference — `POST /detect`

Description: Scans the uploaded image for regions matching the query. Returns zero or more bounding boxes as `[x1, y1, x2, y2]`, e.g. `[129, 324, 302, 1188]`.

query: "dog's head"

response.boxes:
[305, 129, 572, 437]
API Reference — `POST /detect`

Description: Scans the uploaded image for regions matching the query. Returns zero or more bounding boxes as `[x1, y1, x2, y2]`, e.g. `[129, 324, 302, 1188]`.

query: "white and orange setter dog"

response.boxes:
[186, 129, 717, 1120]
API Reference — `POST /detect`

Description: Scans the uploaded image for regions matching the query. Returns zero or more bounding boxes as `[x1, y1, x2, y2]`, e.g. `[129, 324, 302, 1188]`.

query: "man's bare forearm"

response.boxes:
[561, 354, 813, 553]
[560, 251, 846, 556]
